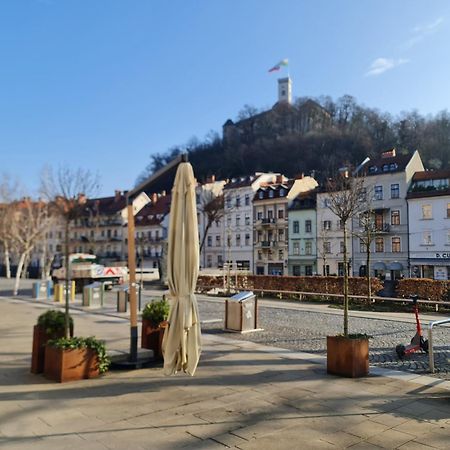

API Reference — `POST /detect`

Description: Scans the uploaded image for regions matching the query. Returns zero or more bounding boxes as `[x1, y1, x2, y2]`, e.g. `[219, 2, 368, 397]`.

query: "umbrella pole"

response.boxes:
[126, 201, 138, 363]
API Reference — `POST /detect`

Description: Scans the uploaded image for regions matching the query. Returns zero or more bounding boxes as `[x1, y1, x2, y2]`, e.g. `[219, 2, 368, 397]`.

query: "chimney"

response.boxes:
[114, 190, 122, 201]
[276, 175, 284, 184]
[151, 193, 158, 204]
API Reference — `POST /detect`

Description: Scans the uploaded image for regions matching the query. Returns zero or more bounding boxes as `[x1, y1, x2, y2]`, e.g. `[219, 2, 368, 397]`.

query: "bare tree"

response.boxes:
[10, 199, 52, 295]
[40, 166, 99, 337]
[353, 191, 377, 304]
[326, 176, 366, 337]
[198, 191, 224, 254]
[0, 174, 21, 278]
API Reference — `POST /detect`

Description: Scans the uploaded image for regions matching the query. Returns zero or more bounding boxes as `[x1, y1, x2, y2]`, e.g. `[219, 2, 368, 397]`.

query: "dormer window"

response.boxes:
[279, 189, 285, 197]
[269, 190, 274, 198]
[390, 163, 398, 171]
[382, 164, 389, 172]
[258, 191, 264, 199]
[369, 166, 377, 173]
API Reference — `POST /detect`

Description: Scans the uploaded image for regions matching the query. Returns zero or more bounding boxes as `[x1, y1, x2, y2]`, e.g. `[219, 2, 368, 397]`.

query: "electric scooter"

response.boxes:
[395, 295, 428, 359]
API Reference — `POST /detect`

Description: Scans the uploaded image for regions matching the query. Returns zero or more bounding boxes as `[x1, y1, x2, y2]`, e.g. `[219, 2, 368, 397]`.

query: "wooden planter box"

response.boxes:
[141, 319, 168, 360]
[327, 336, 369, 378]
[44, 346, 100, 383]
[31, 325, 71, 374]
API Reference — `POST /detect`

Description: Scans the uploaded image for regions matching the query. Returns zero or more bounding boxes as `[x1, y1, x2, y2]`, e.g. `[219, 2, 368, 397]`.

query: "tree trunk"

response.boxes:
[21, 253, 29, 279]
[4, 245, 11, 279]
[343, 224, 349, 337]
[13, 252, 27, 296]
[64, 219, 70, 338]
[199, 220, 212, 255]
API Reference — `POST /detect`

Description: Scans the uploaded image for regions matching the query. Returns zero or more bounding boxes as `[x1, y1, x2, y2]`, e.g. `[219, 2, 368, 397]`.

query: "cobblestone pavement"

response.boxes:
[197, 300, 450, 380]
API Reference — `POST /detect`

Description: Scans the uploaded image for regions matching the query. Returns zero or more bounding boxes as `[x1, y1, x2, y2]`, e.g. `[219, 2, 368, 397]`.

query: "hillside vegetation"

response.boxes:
[138, 95, 450, 184]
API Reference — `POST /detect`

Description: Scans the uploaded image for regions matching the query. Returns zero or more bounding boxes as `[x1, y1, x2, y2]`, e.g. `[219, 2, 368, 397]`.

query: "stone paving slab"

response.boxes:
[0, 292, 449, 449]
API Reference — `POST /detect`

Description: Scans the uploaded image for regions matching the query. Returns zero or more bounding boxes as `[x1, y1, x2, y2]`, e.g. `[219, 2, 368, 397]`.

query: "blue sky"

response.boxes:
[1, 0, 449, 196]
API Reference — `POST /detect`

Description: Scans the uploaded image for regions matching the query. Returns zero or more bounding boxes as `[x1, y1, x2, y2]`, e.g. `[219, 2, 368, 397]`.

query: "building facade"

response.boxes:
[407, 170, 450, 280]
[288, 190, 317, 276]
[352, 150, 424, 280]
[223, 173, 278, 271]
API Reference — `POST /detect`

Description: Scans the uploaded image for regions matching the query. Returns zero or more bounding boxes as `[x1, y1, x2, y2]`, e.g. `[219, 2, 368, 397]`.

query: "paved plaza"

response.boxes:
[0, 279, 449, 449]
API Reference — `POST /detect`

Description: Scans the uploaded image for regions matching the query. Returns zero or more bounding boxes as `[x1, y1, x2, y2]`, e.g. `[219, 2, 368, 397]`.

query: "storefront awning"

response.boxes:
[373, 262, 386, 270]
[388, 262, 403, 271]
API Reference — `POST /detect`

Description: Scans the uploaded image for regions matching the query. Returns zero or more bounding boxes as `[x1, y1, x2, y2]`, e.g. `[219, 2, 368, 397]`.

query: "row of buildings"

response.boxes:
[35, 148, 449, 282]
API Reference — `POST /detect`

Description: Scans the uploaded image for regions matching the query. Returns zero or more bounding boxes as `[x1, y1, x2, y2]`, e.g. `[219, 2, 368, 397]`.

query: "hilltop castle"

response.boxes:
[222, 77, 331, 147]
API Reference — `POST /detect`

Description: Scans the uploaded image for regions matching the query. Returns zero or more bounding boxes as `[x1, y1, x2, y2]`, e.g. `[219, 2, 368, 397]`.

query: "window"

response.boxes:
[391, 210, 400, 225]
[245, 234, 250, 246]
[323, 220, 331, 230]
[90, 230, 94, 238]
[360, 239, 365, 253]
[215, 236, 221, 246]
[206, 255, 212, 268]
[227, 216, 232, 226]
[268, 190, 274, 198]
[338, 220, 345, 230]
[235, 215, 240, 226]
[305, 265, 313, 276]
[382, 164, 389, 172]
[279, 188, 286, 197]
[323, 265, 330, 276]
[278, 229, 284, 241]
[390, 184, 400, 199]
[447, 230, 450, 245]
[305, 220, 312, 233]
[392, 237, 401, 253]
[323, 198, 331, 208]
[293, 242, 300, 255]
[422, 231, 433, 245]
[293, 265, 301, 276]
[217, 254, 223, 265]
[278, 209, 284, 219]
[235, 196, 241, 207]
[226, 195, 232, 208]
[114, 229, 118, 237]
[245, 194, 250, 206]
[258, 251, 262, 261]
[268, 210, 273, 219]
[245, 214, 250, 225]
[258, 191, 264, 199]
[236, 234, 241, 246]
[340, 241, 345, 253]
[293, 221, 299, 233]
[278, 249, 284, 260]
[374, 186, 383, 200]
[375, 237, 384, 253]
[422, 204, 432, 219]
[257, 211, 263, 220]
[227, 235, 231, 247]
[207, 236, 212, 247]
[338, 263, 344, 277]
[305, 241, 312, 255]
[323, 241, 331, 254]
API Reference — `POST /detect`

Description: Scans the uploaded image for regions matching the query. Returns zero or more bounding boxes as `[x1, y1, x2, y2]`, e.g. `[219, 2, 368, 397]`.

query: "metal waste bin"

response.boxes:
[32, 281, 52, 299]
[54, 281, 75, 303]
[117, 286, 128, 312]
[83, 282, 104, 307]
[225, 291, 259, 332]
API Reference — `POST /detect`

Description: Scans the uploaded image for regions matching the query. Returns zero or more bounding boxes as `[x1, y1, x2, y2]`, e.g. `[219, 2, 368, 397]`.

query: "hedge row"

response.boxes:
[196, 275, 383, 298]
[396, 278, 450, 303]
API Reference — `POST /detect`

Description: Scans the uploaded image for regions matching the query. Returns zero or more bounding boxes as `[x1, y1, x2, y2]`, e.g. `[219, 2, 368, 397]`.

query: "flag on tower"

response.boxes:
[268, 59, 289, 72]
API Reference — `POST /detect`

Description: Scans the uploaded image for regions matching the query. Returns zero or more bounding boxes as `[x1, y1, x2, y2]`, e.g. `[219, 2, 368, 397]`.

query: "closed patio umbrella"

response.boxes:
[162, 162, 201, 376]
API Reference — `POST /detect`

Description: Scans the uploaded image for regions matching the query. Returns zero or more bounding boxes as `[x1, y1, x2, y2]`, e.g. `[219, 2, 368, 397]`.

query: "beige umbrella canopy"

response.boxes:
[162, 162, 201, 376]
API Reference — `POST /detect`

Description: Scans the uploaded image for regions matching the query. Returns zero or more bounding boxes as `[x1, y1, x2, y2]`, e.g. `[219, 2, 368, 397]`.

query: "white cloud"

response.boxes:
[403, 17, 444, 49]
[365, 58, 409, 76]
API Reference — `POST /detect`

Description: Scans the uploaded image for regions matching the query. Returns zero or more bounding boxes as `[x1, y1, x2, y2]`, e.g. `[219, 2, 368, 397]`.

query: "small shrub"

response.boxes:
[142, 298, 170, 326]
[47, 336, 110, 374]
[37, 310, 73, 336]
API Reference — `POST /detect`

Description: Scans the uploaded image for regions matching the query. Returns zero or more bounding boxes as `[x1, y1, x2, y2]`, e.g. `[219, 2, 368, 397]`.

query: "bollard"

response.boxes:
[54, 282, 75, 303]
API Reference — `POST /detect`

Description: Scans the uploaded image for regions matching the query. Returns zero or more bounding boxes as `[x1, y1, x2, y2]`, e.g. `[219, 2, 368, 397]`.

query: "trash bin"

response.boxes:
[32, 281, 52, 299]
[117, 286, 128, 312]
[225, 291, 260, 333]
[54, 281, 75, 303]
[83, 282, 104, 307]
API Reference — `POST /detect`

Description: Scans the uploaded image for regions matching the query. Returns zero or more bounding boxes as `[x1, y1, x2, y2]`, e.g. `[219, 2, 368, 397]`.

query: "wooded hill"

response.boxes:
[138, 95, 450, 184]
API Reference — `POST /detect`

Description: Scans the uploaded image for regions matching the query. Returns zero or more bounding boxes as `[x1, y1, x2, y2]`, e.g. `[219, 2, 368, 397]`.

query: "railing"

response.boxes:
[261, 218, 275, 225]
[428, 318, 450, 373]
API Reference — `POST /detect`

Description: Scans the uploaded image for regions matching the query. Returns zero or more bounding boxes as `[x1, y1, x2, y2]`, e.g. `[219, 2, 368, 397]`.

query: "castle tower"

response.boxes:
[278, 77, 292, 104]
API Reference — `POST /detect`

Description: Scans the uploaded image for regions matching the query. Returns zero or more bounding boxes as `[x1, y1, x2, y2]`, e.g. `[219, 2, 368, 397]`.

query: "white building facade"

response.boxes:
[407, 170, 450, 280]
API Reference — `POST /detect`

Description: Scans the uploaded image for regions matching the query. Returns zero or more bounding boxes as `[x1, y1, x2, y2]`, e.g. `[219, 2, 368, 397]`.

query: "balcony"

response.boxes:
[261, 218, 275, 225]
[261, 241, 271, 248]
[375, 224, 390, 233]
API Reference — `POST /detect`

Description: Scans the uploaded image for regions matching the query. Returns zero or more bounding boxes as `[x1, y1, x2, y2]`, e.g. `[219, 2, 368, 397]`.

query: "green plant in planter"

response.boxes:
[47, 336, 110, 374]
[142, 298, 170, 326]
[37, 310, 73, 336]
